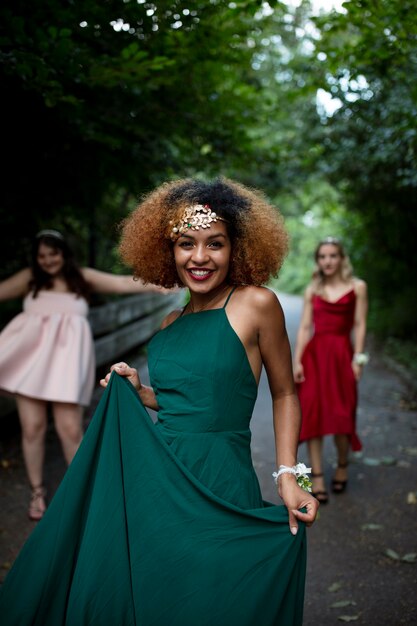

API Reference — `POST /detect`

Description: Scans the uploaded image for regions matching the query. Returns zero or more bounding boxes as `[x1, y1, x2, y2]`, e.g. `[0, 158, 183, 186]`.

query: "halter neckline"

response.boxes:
[180, 286, 237, 317]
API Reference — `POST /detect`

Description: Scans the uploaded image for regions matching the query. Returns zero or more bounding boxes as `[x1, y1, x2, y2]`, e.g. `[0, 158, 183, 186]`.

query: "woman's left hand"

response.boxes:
[352, 362, 363, 381]
[278, 474, 320, 535]
[352, 363, 363, 382]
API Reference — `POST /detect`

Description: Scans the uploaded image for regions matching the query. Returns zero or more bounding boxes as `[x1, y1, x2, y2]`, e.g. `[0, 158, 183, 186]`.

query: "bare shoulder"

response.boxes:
[234, 285, 280, 307]
[160, 308, 184, 329]
[231, 285, 284, 320]
[226, 286, 285, 345]
[292, 283, 314, 306]
[353, 278, 367, 296]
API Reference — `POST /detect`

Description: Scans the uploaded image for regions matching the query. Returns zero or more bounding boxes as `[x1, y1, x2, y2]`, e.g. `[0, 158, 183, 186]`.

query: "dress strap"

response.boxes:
[223, 286, 237, 309]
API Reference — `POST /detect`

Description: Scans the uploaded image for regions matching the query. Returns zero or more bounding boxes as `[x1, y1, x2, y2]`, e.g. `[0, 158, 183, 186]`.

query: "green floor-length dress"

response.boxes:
[0, 294, 307, 625]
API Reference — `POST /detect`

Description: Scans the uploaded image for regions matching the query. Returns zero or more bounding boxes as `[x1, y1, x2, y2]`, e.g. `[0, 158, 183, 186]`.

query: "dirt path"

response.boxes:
[252, 294, 417, 625]
[0, 293, 416, 624]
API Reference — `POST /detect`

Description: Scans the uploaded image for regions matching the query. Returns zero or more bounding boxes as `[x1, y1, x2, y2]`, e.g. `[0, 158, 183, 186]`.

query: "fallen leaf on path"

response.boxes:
[362, 457, 381, 466]
[361, 523, 383, 531]
[328, 582, 343, 592]
[404, 447, 417, 456]
[381, 456, 397, 466]
[338, 615, 359, 622]
[330, 600, 357, 608]
[397, 460, 411, 468]
[384, 548, 401, 560]
[384, 548, 417, 563]
[406, 491, 417, 505]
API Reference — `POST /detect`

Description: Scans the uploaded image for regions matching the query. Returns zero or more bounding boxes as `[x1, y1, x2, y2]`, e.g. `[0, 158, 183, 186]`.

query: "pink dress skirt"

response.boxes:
[0, 291, 95, 406]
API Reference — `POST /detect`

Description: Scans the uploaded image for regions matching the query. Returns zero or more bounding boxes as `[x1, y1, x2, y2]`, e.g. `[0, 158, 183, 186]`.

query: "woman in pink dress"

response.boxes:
[293, 237, 368, 504]
[0, 229, 166, 520]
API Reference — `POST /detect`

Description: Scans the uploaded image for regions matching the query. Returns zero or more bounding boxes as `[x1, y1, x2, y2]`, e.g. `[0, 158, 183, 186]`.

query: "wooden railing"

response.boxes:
[90, 291, 183, 367]
[0, 291, 184, 417]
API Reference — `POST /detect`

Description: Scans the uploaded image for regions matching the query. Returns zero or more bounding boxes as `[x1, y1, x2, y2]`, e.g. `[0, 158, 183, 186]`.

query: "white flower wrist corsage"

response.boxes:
[272, 463, 312, 492]
[353, 352, 369, 366]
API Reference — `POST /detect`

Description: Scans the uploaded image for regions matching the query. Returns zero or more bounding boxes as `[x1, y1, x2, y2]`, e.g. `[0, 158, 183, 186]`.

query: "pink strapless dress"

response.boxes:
[0, 291, 95, 406]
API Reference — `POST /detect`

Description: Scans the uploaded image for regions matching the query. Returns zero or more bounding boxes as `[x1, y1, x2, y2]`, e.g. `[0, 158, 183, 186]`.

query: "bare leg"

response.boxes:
[307, 436, 324, 474]
[16, 395, 48, 488]
[16, 395, 48, 519]
[333, 434, 350, 488]
[307, 436, 328, 502]
[52, 402, 84, 464]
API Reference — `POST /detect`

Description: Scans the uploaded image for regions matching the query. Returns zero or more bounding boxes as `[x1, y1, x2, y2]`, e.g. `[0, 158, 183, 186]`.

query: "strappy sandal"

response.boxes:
[28, 485, 47, 521]
[311, 472, 329, 504]
[332, 462, 348, 494]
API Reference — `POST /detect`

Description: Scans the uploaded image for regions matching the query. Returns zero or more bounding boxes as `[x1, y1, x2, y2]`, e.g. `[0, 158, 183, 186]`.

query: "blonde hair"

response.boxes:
[311, 237, 353, 294]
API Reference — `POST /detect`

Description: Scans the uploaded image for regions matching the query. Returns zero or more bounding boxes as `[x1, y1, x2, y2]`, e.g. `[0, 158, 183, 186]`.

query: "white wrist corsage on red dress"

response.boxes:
[353, 352, 370, 365]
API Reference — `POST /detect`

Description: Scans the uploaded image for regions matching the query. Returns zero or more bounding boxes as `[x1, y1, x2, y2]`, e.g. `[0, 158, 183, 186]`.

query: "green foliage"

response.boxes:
[247, 0, 417, 342]
[270, 178, 361, 294]
[308, 0, 417, 338]
[259, 0, 417, 338]
[1, 0, 415, 346]
[231, 1, 323, 195]
[0, 0, 279, 273]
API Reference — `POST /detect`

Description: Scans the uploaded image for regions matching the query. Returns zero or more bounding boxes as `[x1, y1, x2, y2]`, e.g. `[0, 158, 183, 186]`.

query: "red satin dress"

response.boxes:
[298, 289, 362, 451]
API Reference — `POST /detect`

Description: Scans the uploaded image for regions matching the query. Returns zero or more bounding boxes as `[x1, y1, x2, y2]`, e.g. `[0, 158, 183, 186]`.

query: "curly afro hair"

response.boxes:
[119, 177, 289, 288]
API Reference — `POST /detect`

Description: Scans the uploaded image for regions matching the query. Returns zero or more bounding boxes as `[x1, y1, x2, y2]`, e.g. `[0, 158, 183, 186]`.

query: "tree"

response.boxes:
[309, 0, 417, 336]
[0, 0, 276, 271]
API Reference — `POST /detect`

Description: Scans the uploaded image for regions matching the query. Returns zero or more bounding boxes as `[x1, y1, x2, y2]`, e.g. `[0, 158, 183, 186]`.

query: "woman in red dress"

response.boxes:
[293, 237, 368, 503]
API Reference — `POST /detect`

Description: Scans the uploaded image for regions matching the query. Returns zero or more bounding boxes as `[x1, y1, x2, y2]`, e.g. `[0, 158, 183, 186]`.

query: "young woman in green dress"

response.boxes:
[0, 177, 318, 626]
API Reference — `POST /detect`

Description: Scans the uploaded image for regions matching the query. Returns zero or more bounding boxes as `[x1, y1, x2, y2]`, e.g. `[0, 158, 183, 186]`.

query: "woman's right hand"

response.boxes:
[293, 362, 305, 383]
[100, 362, 141, 392]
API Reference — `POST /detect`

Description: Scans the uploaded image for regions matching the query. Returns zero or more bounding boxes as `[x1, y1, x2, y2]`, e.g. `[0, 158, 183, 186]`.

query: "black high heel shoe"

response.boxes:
[311, 472, 329, 504]
[332, 462, 348, 494]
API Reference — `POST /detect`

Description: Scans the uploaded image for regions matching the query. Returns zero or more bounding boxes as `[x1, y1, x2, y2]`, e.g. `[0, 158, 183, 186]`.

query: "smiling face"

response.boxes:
[316, 243, 343, 277]
[173, 221, 232, 295]
[36, 243, 65, 276]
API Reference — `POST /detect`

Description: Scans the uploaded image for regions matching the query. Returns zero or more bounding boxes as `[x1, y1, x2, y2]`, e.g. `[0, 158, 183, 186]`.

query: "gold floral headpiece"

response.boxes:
[169, 204, 227, 241]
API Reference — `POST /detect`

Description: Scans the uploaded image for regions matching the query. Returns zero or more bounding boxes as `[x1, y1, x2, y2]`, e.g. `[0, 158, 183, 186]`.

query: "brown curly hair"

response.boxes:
[119, 177, 289, 288]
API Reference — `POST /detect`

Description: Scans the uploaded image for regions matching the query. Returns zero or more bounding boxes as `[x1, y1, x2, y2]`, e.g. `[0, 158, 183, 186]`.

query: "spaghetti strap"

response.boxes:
[223, 286, 237, 309]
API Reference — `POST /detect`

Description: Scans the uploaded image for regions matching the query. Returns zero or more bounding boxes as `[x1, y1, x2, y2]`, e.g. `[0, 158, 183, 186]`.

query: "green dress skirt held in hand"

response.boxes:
[0, 293, 307, 626]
